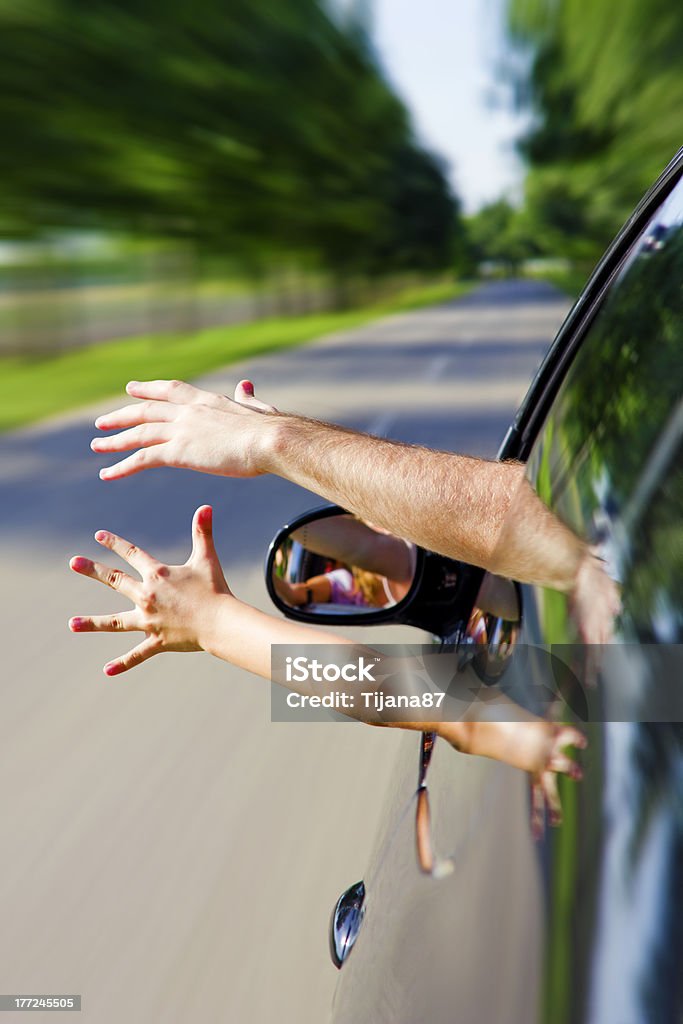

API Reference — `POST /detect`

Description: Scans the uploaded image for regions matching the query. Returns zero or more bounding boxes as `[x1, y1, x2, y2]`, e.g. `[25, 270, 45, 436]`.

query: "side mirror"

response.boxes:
[265, 505, 423, 626]
[459, 573, 521, 682]
[265, 504, 517, 642]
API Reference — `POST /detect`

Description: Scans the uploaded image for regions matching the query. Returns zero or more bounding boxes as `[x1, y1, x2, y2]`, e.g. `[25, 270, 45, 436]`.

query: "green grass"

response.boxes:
[531, 265, 592, 301]
[0, 278, 474, 433]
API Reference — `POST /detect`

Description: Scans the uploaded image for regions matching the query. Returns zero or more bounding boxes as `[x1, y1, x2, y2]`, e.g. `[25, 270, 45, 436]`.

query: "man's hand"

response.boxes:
[68, 505, 235, 675]
[91, 378, 614, 602]
[92, 379, 277, 481]
[569, 548, 622, 647]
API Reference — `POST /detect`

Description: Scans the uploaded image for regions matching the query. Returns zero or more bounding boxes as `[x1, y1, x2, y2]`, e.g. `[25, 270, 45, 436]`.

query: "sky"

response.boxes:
[371, 0, 530, 212]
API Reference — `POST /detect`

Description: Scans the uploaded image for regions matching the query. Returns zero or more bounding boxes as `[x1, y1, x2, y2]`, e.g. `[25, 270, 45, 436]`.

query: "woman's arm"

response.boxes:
[291, 517, 414, 582]
[272, 573, 332, 607]
[69, 504, 585, 832]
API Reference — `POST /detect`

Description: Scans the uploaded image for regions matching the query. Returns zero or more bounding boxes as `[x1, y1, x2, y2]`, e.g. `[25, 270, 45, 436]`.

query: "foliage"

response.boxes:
[465, 198, 541, 272]
[0, 0, 460, 276]
[505, 0, 683, 261]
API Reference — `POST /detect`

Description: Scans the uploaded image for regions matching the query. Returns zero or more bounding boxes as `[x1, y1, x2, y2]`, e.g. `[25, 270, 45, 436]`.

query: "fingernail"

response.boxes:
[69, 617, 84, 631]
[99, 468, 110, 480]
[241, 380, 254, 395]
[104, 663, 118, 676]
[127, 381, 139, 389]
[571, 766, 584, 781]
[94, 531, 108, 543]
[70, 556, 90, 571]
[90, 439, 99, 450]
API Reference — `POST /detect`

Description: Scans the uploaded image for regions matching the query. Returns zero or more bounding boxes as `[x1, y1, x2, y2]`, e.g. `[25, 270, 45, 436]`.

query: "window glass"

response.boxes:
[527, 179, 683, 642]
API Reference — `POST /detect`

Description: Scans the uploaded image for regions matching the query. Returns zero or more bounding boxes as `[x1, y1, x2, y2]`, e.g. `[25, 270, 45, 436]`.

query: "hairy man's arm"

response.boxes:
[94, 378, 597, 597]
[265, 414, 586, 592]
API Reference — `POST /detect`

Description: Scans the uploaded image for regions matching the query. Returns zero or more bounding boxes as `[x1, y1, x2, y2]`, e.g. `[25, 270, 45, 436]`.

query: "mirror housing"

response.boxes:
[265, 504, 486, 638]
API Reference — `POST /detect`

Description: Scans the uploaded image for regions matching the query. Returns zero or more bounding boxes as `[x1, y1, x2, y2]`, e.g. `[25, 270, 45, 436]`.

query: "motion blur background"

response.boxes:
[1, 0, 681, 428]
[0, 3, 681, 1021]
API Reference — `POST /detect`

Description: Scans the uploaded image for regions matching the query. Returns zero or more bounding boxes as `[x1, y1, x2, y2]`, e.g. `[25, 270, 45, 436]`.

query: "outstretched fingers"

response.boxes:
[69, 610, 140, 633]
[233, 379, 278, 413]
[541, 772, 563, 827]
[69, 555, 140, 600]
[125, 379, 223, 406]
[94, 400, 178, 432]
[103, 636, 161, 676]
[549, 725, 587, 780]
[190, 504, 215, 559]
[99, 445, 168, 481]
[530, 724, 587, 839]
[94, 529, 158, 574]
[91, 423, 171, 454]
[530, 772, 562, 839]
[531, 779, 546, 841]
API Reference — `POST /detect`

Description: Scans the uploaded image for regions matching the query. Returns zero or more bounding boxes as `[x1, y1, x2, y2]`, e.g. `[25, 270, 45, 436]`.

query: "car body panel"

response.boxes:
[330, 150, 683, 1023]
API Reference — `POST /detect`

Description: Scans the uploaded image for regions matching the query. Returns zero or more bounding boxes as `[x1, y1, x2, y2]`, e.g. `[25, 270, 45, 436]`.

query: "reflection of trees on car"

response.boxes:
[537, 223, 683, 639]
[526, 214, 683, 1010]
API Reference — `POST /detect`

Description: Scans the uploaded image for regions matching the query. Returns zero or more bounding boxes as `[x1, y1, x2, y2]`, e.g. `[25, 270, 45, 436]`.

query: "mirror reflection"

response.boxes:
[463, 573, 521, 681]
[271, 513, 418, 616]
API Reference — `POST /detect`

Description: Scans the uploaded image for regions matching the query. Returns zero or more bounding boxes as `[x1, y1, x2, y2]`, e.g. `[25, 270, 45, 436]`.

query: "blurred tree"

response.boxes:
[0, 0, 462, 278]
[466, 198, 540, 273]
[505, 0, 683, 262]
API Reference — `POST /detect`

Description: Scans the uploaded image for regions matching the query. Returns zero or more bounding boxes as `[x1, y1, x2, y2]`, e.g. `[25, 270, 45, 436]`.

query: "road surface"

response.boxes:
[0, 280, 571, 1023]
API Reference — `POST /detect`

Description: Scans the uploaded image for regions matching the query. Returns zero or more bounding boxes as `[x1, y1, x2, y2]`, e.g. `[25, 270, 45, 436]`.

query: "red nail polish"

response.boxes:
[242, 380, 254, 395]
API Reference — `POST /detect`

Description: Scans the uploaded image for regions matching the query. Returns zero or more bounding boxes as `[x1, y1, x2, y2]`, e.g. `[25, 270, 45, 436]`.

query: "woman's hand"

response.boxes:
[529, 723, 586, 839]
[68, 505, 234, 675]
[439, 718, 586, 838]
[92, 379, 278, 481]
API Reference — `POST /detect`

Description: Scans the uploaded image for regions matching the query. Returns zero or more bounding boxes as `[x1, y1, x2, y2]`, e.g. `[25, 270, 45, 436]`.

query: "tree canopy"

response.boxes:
[0, 0, 460, 274]
[505, 0, 683, 261]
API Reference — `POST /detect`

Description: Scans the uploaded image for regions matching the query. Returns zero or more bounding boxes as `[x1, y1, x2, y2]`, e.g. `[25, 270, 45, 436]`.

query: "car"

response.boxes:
[265, 147, 683, 1024]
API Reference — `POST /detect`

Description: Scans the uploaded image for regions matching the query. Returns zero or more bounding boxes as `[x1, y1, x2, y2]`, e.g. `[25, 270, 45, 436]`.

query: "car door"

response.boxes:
[331, 151, 683, 1024]
[512, 165, 683, 1024]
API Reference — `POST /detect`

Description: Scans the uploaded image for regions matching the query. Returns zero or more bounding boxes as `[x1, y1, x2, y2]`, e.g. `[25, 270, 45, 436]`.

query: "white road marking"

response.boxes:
[367, 411, 394, 437]
[368, 351, 453, 436]
[423, 352, 451, 382]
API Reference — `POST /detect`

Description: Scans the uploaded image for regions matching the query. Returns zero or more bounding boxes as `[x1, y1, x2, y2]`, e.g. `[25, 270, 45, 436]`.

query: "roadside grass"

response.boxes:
[528, 265, 592, 300]
[0, 278, 474, 433]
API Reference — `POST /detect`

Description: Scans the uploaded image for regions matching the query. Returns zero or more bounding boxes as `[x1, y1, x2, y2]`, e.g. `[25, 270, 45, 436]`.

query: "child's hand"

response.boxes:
[439, 717, 586, 838]
[69, 505, 233, 676]
[529, 723, 587, 839]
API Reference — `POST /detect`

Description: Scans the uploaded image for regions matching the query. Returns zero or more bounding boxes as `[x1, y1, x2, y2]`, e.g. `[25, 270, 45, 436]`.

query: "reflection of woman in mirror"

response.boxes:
[290, 515, 417, 604]
[273, 564, 393, 608]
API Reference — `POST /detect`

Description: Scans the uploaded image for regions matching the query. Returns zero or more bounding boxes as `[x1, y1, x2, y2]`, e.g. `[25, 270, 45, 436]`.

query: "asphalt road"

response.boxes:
[0, 279, 571, 1023]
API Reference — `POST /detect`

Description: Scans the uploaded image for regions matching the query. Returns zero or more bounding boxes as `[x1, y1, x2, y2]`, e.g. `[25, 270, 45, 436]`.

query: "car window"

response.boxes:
[526, 178, 683, 643]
